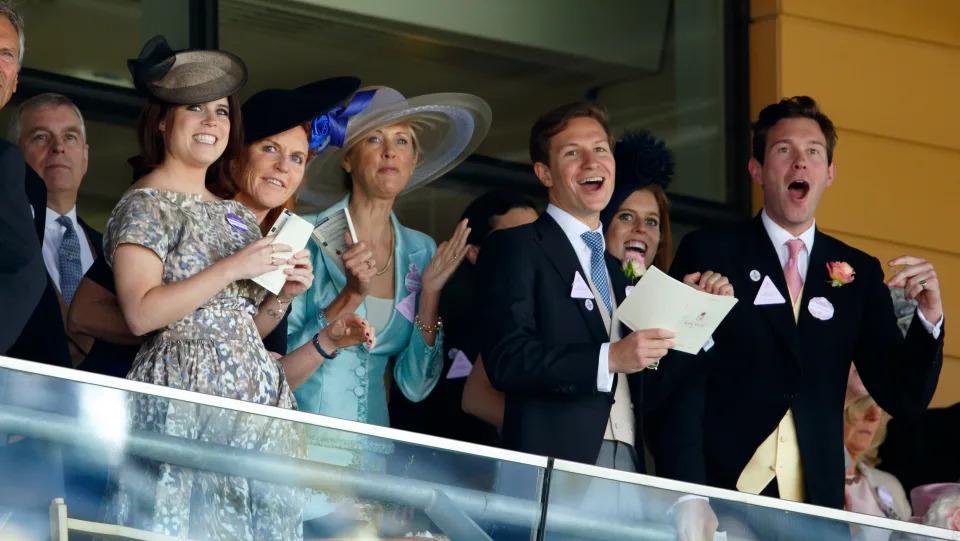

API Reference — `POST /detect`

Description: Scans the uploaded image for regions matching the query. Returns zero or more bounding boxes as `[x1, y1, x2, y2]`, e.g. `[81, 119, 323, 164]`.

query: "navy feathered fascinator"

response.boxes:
[600, 129, 675, 231]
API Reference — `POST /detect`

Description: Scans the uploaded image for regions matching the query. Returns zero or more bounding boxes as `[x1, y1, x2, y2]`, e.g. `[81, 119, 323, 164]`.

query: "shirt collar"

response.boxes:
[546, 204, 604, 248]
[761, 208, 815, 255]
[45, 206, 79, 229]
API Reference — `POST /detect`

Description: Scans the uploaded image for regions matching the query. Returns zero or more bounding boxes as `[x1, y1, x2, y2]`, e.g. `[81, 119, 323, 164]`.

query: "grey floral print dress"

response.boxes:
[100, 189, 305, 540]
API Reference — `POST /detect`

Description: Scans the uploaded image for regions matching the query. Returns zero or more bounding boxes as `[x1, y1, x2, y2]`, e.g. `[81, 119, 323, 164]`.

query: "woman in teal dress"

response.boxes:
[286, 86, 491, 532]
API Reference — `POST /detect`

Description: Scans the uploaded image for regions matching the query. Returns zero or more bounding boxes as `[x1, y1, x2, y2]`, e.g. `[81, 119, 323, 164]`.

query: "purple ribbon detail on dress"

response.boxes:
[225, 212, 249, 232]
[395, 263, 421, 323]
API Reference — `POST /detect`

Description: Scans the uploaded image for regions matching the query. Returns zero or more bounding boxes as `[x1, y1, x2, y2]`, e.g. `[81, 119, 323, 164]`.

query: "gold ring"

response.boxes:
[920, 278, 927, 289]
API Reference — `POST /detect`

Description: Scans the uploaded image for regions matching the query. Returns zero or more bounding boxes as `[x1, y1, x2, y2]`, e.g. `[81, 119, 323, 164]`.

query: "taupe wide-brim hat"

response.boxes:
[127, 35, 247, 104]
[299, 86, 492, 206]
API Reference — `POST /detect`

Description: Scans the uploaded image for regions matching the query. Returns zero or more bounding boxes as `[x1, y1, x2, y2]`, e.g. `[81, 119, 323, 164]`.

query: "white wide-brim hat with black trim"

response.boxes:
[298, 86, 492, 206]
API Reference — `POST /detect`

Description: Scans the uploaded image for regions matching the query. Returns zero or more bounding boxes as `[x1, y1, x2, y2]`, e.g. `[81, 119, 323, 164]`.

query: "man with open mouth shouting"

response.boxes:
[648, 96, 944, 541]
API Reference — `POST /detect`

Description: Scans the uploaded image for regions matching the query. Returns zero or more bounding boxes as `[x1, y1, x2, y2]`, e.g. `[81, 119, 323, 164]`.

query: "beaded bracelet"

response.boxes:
[312, 332, 337, 359]
[414, 315, 443, 334]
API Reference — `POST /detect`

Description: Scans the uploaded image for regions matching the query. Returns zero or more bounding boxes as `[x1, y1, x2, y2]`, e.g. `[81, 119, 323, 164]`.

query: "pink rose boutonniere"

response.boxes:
[826, 261, 855, 287]
[623, 251, 646, 283]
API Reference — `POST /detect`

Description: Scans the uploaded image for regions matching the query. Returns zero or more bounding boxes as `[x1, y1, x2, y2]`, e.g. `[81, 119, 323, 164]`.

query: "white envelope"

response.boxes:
[614, 267, 738, 355]
[253, 210, 314, 295]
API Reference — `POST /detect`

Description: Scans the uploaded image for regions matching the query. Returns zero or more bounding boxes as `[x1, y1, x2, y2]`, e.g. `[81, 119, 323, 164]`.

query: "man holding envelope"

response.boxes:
[478, 101, 673, 476]
[649, 97, 944, 539]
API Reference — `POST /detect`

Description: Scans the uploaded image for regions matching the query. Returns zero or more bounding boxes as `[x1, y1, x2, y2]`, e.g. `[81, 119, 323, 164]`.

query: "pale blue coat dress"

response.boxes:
[286, 195, 443, 520]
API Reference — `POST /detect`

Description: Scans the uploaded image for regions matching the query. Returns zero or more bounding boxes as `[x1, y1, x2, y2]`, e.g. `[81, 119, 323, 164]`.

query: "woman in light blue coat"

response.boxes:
[286, 86, 491, 533]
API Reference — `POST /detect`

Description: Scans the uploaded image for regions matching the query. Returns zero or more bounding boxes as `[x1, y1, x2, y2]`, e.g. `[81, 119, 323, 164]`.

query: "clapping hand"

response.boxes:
[421, 219, 471, 295]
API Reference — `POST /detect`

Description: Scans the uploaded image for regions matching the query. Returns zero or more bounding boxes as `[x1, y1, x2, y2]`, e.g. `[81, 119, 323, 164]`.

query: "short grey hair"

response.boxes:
[8, 93, 87, 143]
[0, 0, 24, 67]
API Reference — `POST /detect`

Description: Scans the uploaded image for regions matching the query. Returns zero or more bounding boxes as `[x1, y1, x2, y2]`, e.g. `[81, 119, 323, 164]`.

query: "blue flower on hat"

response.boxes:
[310, 115, 332, 153]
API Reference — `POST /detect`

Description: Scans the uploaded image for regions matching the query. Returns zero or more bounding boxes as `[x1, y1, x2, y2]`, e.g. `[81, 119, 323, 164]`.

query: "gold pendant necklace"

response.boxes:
[375, 221, 394, 277]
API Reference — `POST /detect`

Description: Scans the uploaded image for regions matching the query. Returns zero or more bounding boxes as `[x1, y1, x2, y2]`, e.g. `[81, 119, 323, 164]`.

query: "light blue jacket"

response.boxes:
[287, 196, 443, 451]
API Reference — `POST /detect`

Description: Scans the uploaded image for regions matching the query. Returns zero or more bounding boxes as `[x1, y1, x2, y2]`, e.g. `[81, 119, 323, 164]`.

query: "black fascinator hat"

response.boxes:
[241, 77, 361, 146]
[600, 129, 675, 232]
[127, 35, 247, 104]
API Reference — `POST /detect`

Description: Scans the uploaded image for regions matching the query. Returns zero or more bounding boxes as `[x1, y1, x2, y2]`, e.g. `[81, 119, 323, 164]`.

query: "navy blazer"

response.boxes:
[648, 214, 943, 509]
[478, 212, 642, 468]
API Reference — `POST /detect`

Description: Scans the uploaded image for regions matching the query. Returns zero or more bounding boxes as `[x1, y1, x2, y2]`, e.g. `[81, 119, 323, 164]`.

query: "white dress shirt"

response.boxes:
[545, 205, 616, 392]
[760, 209, 941, 337]
[43, 206, 95, 294]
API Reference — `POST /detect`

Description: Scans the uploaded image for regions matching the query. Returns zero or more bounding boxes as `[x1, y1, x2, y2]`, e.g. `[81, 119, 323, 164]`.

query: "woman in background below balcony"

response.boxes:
[286, 86, 490, 537]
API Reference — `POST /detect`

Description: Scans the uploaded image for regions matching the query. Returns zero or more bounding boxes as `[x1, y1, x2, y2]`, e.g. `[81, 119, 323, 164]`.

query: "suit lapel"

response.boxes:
[737, 215, 802, 365]
[533, 214, 608, 344]
[77, 218, 103, 260]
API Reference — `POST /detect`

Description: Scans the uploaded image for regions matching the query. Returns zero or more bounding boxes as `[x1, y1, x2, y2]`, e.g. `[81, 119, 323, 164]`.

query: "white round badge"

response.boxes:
[808, 297, 835, 321]
[749, 270, 762, 282]
[584, 299, 594, 311]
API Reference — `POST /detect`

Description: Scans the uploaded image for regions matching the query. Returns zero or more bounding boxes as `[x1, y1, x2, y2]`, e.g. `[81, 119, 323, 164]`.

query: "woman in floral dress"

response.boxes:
[100, 37, 366, 540]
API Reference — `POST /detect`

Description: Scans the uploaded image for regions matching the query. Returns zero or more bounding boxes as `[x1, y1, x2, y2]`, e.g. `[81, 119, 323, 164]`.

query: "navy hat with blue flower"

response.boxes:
[241, 76, 361, 147]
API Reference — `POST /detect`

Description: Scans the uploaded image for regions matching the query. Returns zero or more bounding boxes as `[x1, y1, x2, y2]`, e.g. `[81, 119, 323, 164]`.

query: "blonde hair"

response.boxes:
[844, 395, 890, 467]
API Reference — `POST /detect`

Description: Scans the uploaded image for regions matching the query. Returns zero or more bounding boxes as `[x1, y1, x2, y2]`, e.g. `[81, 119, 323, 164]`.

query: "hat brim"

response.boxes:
[148, 49, 247, 105]
[298, 93, 491, 207]
[242, 77, 361, 145]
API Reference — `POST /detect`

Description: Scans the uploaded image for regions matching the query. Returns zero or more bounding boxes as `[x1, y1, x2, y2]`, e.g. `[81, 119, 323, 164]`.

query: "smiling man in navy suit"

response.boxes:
[478, 102, 675, 473]
[649, 96, 944, 540]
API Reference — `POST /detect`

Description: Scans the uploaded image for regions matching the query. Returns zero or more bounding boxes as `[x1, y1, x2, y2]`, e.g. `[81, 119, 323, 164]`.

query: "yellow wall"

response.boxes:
[750, 0, 960, 407]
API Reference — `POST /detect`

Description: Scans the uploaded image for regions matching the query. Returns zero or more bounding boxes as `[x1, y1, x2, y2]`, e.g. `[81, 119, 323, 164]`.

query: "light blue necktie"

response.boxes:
[580, 230, 612, 314]
[57, 215, 82, 304]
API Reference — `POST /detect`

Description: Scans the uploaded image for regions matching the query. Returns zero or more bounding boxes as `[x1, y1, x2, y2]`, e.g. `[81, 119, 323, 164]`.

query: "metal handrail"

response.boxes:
[0, 356, 956, 541]
[0, 404, 675, 540]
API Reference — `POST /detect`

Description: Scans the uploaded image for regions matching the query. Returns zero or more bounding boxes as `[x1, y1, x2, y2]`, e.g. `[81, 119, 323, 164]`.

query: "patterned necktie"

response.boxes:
[57, 215, 82, 304]
[783, 238, 805, 304]
[580, 230, 613, 314]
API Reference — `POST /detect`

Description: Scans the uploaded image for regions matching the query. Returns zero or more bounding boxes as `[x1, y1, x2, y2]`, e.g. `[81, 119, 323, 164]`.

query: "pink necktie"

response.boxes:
[784, 239, 805, 304]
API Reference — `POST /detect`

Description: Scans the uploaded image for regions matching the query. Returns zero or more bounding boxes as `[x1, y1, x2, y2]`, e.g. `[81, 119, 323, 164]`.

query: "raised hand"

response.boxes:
[684, 271, 734, 297]
[887, 255, 942, 323]
[341, 232, 377, 298]
[323, 313, 375, 351]
[224, 237, 292, 281]
[608, 328, 677, 373]
[421, 219, 471, 295]
[278, 249, 314, 301]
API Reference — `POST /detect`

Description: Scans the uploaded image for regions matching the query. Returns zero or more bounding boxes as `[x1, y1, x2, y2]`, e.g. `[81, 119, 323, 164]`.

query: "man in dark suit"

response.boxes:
[0, 139, 45, 353]
[649, 97, 943, 539]
[478, 101, 676, 478]
[0, 4, 46, 354]
[0, 4, 74, 539]
[10, 93, 101, 366]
